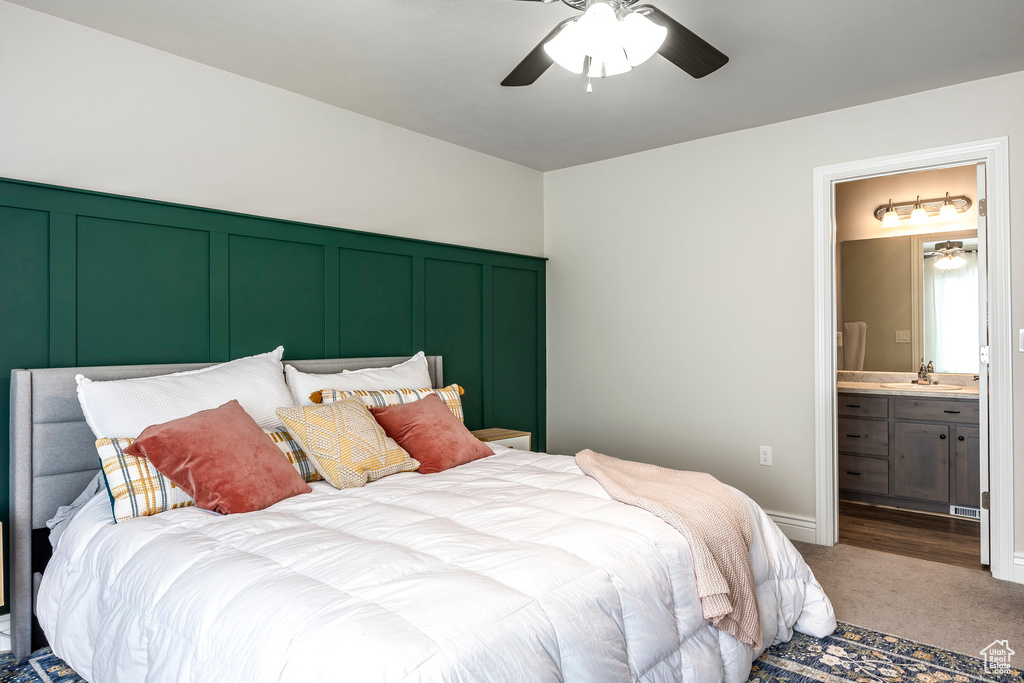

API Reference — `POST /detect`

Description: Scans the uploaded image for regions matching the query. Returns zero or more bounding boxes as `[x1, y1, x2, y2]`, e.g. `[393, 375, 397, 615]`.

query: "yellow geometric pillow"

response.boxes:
[275, 399, 419, 490]
[96, 437, 194, 522]
[310, 384, 465, 422]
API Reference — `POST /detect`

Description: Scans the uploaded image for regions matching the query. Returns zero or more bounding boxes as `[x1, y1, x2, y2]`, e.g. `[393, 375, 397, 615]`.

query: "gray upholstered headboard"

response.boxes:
[8, 355, 442, 658]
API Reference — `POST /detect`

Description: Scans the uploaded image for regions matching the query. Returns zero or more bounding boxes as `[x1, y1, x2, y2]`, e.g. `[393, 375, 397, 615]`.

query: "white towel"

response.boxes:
[843, 321, 867, 371]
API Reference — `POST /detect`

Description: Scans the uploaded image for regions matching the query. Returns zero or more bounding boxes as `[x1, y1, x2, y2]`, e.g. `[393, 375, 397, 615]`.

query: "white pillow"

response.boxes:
[76, 347, 294, 438]
[284, 352, 432, 406]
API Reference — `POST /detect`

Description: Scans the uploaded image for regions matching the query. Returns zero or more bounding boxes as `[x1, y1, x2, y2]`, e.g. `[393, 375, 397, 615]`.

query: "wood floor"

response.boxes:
[838, 500, 985, 570]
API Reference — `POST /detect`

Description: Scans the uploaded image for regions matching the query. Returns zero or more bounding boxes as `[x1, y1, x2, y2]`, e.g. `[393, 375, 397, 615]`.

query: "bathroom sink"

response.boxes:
[879, 383, 962, 391]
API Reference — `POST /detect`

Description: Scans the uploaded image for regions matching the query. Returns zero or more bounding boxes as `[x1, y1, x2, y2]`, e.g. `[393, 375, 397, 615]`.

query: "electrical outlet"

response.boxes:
[759, 445, 772, 467]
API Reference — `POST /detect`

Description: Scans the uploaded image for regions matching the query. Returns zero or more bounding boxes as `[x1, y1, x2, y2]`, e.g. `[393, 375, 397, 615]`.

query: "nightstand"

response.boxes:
[471, 428, 532, 451]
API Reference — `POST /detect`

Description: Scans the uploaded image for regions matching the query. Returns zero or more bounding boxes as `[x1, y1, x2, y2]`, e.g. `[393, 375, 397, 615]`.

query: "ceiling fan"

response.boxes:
[501, 0, 729, 89]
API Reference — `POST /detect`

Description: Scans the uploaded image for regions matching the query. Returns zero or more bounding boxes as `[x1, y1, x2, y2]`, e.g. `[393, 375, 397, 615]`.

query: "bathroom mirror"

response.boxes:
[840, 229, 979, 373]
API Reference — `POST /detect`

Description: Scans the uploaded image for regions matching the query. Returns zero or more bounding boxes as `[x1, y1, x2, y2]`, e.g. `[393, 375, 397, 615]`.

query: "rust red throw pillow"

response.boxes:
[369, 394, 493, 474]
[124, 399, 311, 515]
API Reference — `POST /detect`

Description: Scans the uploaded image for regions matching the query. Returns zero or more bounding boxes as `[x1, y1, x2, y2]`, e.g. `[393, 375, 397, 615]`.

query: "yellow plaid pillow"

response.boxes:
[264, 429, 323, 483]
[275, 399, 419, 490]
[96, 437, 194, 522]
[310, 384, 465, 422]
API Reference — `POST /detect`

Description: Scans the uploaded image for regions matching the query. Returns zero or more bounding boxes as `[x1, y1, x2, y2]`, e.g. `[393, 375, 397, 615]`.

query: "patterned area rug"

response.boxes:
[752, 622, 1022, 682]
[0, 649, 81, 683]
[0, 622, 1018, 682]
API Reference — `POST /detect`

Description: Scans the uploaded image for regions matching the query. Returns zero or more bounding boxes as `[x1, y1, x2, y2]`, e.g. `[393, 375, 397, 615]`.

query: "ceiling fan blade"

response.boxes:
[636, 5, 728, 79]
[501, 21, 569, 87]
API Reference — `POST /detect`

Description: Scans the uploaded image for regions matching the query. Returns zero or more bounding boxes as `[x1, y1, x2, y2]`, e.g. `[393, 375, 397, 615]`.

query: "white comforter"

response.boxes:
[39, 449, 835, 682]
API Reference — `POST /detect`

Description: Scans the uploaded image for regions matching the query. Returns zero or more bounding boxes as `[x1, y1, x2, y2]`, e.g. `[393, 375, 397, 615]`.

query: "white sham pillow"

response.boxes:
[284, 351, 431, 406]
[76, 347, 294, 438]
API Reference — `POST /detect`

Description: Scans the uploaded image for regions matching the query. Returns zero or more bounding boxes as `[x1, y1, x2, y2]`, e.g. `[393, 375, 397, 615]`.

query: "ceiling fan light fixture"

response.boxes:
[620, 11, 667, 66]
[934, 253, 967, 271]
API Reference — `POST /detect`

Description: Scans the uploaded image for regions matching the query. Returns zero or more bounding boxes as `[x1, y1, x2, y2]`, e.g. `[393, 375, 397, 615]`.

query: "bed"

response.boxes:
[11, 356, 835, 682]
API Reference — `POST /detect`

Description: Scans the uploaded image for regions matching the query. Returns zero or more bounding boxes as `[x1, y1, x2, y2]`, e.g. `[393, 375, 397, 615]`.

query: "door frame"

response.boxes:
[812, 137, 1015, 582]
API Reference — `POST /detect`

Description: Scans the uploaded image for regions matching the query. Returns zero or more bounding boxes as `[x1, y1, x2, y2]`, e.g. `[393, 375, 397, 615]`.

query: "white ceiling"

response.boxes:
[11, 0, 1024, 170]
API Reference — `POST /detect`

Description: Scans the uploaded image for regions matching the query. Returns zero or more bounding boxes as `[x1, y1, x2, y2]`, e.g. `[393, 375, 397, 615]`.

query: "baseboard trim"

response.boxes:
[1012, 552, 1024, 584]
[766, 510, 817, 544]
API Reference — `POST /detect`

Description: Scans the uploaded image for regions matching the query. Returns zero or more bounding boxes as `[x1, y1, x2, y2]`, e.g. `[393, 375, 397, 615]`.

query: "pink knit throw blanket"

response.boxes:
[575, 449, 762, 649]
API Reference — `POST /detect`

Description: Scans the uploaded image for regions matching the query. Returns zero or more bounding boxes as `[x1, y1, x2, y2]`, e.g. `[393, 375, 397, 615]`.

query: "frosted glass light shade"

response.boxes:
[938, 203, 959, 221]
[544, 21, 586, 74]
[621, 12, 667, 66]
[881, 208, 901, 228]
[588, 44, 632, 77]
[935, 254, 967, 271]
[909, 202, 928, 225]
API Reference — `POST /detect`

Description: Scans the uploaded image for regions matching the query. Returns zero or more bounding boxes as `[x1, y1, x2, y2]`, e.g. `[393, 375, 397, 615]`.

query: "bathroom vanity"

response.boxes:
[837, 385, 980, 515]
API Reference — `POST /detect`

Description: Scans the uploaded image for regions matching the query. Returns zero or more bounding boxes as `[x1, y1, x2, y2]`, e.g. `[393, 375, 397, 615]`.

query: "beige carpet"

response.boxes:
[794, 541, 1024, 658]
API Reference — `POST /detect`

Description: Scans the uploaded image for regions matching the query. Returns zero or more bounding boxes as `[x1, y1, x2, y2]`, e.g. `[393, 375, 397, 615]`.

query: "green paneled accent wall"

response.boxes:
[492, 266, 541, 437]
[338, 249, 415, 357]
[0, 177, 546, 612]
[77, 217, 212, 366]
[228, 235, 326, 360]
[425, 259, 485, 428]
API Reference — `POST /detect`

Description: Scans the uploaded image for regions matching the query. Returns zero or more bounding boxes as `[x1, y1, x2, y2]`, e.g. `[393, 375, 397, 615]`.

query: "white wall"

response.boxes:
[545, 70, 1024, 550]
[0, 1, 544, 256]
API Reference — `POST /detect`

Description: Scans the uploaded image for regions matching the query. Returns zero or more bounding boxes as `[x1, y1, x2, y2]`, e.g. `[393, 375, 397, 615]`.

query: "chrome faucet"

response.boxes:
[917, 360, 932, 385]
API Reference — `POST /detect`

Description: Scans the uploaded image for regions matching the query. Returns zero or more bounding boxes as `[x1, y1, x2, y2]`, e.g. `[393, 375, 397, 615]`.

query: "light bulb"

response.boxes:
[939, 193, 958, 222]
[544, 21, 586, 74]
[620, 11, 667, 66]
[880, 200, 901, 228]
[909, 196, 928, 225]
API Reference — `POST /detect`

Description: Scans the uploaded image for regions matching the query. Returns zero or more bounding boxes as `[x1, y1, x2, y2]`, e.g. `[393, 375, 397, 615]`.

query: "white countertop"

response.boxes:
[837, 381, 979, 400]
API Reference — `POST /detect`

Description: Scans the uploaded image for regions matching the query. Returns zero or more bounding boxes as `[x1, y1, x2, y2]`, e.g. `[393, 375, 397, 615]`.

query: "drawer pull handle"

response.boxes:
[939, 434, 947, 440]
[846, 404, 861, 408]
[846, 471, 861, 476]
[958, 435, 965, 441]
[944, 410, 961, 414]
[845, 434, 861, 438]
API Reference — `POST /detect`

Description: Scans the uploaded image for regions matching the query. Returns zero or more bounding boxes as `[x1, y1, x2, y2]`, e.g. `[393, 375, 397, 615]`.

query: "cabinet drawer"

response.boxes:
[838, 417, 888, 456]
[894, 398, 979, 424]
[837, 394, 888, 419]
[839, 455, 888, 494]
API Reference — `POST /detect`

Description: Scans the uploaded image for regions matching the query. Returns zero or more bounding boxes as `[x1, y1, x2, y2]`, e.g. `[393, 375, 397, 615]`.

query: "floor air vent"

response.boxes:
[950, 505, 981, 519]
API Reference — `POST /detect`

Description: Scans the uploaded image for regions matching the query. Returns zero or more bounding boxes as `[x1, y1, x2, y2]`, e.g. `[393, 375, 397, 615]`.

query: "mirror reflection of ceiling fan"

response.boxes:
[501, 0, 729, 90]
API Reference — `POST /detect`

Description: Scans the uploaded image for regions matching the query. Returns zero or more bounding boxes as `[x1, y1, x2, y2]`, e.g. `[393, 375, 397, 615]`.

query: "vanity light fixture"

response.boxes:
[880, 199, 901, 228]
[909, 196, 928, 225]
[873, 194, 972, 226]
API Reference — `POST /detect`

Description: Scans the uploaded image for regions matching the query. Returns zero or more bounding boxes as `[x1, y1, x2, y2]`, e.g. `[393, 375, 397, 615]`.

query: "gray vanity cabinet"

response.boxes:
[953, 426, 981, 508]
[838, 392, 980, 515]
[894, 423, 949, 502]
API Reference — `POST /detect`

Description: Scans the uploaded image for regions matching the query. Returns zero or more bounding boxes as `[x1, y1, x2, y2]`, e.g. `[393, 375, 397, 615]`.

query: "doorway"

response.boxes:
[812, 139, 1016, 583]
[834, 165, 985, 570]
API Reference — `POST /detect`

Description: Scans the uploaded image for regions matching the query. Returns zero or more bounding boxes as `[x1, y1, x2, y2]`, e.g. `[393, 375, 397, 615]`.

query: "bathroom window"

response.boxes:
[923, 248, 979, 373]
